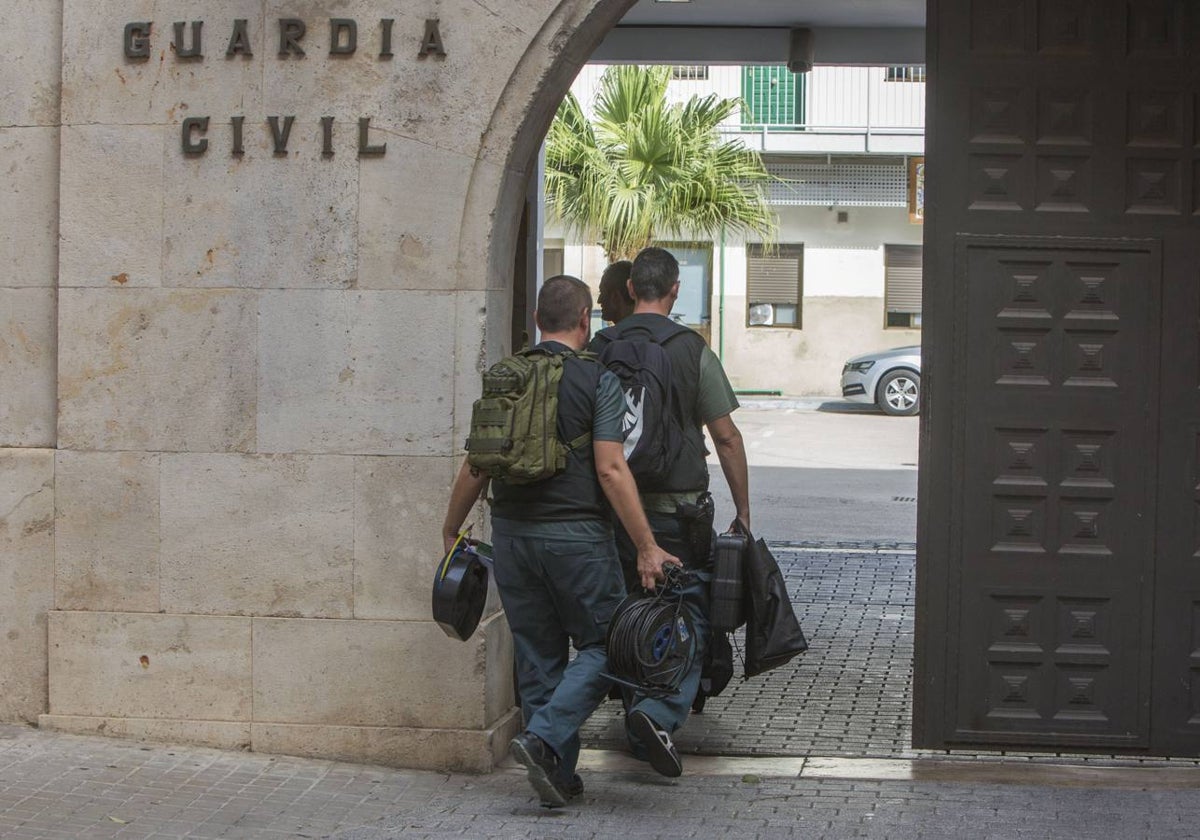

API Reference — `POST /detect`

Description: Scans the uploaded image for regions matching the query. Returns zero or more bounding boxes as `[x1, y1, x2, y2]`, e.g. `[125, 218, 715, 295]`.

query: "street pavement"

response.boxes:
[707, 400, 918, 544]
[7, 404, 1199, 838]
[4, 723, 1200, 839]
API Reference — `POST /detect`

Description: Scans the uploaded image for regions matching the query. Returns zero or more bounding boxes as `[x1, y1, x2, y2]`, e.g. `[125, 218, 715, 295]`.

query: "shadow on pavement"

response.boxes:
[815, 401, 884, 415]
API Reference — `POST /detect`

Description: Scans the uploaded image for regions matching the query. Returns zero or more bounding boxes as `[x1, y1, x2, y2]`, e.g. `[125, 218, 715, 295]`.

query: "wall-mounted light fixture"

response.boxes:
[788, 28, 815, 73]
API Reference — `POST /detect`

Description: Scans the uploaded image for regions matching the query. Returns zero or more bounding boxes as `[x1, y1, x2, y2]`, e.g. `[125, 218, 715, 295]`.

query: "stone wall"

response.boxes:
[0, 0, 638, 771]
[0, 0, 61, 725]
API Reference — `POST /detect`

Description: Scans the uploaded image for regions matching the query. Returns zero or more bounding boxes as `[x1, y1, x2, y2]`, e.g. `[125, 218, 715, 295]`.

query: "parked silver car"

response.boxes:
[840, 345, 921, 416]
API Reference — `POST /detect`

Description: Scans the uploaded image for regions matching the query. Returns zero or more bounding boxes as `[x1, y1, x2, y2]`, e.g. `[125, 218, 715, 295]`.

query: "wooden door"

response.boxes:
[917, 0, 1200, 754]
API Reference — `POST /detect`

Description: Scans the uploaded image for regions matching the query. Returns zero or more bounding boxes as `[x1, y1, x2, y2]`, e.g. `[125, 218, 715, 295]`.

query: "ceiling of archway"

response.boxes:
[620, 0, 925, 28]
[593, 0, 925, 65]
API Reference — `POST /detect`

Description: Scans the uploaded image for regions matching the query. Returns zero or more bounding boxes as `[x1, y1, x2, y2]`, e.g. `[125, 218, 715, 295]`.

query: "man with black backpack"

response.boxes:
[441, 275, 678, 808]
[589, 247, 751, 778]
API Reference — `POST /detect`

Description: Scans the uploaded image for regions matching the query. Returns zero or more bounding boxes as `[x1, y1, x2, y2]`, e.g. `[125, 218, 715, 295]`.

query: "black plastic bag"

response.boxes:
[743, 534, 808, 678]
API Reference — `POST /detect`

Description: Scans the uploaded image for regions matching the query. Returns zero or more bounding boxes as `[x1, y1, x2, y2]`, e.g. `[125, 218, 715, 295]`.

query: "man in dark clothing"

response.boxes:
[441, 275, 678, 808]
[598, 260, 635, 324]
[588, 247, 750, 778]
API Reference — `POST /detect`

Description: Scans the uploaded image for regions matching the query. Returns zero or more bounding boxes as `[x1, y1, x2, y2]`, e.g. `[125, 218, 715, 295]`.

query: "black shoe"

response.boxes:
[563, 773, 583, 799]
[627, 710, 683, 778]
[509, 732, 568, 808]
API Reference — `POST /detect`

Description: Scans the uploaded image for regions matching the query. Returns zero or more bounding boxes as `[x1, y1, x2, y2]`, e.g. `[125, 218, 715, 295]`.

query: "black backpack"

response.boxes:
[592, 319, 691, 490]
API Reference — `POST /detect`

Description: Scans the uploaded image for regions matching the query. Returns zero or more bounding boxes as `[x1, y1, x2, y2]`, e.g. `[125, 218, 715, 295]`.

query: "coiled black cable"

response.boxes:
[605, 570, 698, 696]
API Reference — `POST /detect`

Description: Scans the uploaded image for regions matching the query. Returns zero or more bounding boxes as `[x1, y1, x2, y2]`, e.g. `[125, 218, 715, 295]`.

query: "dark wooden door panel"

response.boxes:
[1149, 231, 1200, 754]
[918, 0, 1200, 754]
[950, 236, 1158, 747]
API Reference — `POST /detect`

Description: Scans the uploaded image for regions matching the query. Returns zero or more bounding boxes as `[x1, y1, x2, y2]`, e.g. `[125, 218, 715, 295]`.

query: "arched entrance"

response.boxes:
[18, 0, 1200, 772]
[463, 0, 1200, 757]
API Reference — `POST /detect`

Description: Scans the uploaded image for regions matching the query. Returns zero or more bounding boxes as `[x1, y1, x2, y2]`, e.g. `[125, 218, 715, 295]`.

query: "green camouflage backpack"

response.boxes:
[465, 348, 593, 484]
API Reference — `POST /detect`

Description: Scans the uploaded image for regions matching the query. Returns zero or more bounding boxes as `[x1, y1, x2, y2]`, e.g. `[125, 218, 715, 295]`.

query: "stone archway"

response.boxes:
[455, 0, 633, 357]
[4, 0, 987, 776]
[4, 0, 650, 776]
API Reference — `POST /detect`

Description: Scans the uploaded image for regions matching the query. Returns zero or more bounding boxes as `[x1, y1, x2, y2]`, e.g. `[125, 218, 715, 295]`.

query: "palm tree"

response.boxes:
[545, 65, 776, 262]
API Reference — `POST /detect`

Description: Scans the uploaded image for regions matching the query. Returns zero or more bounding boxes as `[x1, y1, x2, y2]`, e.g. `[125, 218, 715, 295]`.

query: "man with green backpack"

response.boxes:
[440, 274, 678, 808]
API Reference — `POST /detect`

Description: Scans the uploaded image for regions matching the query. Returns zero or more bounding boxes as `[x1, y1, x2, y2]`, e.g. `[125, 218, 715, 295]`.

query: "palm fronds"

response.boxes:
[545, 65, 777, 261]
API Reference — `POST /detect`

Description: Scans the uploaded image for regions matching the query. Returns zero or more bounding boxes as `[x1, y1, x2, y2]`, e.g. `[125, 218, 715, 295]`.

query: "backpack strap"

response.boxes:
[562, 347, 597, 453]
[591, 327, 616, 347]
[604, 317, 695, 346]
[566, 430, 592, 452]
[533, 345, 595, 453]
[517, 345, 555, 359]
[644, 318, 695, 345]
[525, 344, 599, 361]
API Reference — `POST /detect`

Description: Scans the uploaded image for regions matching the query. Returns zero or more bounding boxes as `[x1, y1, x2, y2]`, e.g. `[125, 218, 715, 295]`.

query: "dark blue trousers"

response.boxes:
[490, 517, 626, 779]
[616, 511, 713, 753]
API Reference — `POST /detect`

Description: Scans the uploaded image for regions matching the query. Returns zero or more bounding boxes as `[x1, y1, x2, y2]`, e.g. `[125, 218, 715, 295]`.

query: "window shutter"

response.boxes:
[741, 66, 804, 126]
[747, 245, 803, 305]
[885, 245, 923, 314]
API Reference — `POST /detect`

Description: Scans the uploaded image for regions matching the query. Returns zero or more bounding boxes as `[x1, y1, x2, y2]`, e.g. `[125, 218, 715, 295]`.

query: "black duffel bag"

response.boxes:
[743, 532, 808, 678]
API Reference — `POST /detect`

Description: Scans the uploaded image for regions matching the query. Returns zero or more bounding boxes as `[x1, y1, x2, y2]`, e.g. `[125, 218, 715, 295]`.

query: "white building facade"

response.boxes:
[545, 64, 926, 396]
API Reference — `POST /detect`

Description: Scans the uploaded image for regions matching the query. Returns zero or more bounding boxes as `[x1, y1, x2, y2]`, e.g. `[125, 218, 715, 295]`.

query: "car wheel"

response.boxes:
[876, 370, 920, 416]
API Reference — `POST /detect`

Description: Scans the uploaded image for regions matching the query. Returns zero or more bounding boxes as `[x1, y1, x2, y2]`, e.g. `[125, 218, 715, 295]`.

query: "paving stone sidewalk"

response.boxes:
[334, 771, 1200, 840]
[3, 725, 1200, 839]
[585, 546, 1200, 768]
[582, 546, 918, 758]
[6, 544, 1200, 838]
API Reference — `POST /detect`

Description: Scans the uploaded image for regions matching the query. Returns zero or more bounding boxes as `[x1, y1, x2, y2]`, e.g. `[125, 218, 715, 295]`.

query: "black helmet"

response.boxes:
[432, 539, 491, 641]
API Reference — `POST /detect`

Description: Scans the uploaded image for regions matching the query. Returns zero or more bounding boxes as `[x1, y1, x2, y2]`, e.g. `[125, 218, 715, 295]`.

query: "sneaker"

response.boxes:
[563, 773, 584, 799]
[509, 732, 568, 808]
[627, 710, 683, 778]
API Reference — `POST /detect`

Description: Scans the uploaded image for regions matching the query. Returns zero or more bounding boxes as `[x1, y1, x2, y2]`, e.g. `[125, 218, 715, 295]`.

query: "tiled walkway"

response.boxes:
[583, 545, 917, 757]
[4, 725, 1200, 839]
[583, 544, 1200, 769]
[6, 542, 1200, 838]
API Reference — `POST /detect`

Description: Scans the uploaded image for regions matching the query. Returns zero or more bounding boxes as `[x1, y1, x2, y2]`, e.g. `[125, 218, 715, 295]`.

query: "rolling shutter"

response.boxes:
[885, 244, 923, 314]
[747, 244, 803, 305]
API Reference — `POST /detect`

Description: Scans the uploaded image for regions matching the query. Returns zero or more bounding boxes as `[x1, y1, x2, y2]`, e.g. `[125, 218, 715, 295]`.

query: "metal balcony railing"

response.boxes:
[723, 66, 926, 155]
[719, 123, 925, 155]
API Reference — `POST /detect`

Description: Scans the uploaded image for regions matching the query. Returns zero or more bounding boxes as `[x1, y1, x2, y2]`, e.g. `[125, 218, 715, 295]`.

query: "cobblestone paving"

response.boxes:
[581, 545, 1200, 768]
[581, 546, 917, 758]
[5, 725, 1200, 840]
[5, 540, 1200, 839]
[0, 726, 425, 839]
[334, 772, 1200, 840]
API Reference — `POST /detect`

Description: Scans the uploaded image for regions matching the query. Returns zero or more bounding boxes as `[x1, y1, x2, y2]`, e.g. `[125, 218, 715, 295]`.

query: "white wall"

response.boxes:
[548, 206, 925, 395]
[717, 206, 923, 395]
[744, 206, 924, 298]
[806, 67, 925, 129]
